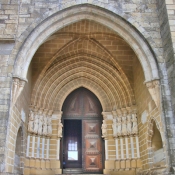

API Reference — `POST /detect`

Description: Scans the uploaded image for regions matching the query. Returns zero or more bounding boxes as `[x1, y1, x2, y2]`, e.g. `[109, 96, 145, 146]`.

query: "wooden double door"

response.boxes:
[62, 88, 104, 173]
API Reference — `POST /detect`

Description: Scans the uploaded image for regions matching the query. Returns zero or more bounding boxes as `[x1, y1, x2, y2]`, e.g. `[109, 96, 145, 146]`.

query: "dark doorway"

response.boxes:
[62, 87, 103, 173]
[63, 120, 82, 168]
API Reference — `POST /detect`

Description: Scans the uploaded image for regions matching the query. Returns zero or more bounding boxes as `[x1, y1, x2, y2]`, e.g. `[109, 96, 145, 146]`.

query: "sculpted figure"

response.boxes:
[122, 116, 127, 136]
[116, 117, 122, 137]
[47, 117, 52, 137]
[38, 115, 43, 135]
[101, 120, 107, 138]
[42, 115, 48, 136]
[28, 110, 34, 133]
[33, 114, 39, 134]
[132, 114, 138, 135]
[58, 119, 63, 138]
[112, 119, 117, 137]
[127, 114, 132, 135]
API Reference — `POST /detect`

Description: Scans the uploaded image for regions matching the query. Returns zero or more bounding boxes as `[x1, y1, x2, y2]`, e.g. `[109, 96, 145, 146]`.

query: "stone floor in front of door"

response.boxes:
[61, 168, 107, 175]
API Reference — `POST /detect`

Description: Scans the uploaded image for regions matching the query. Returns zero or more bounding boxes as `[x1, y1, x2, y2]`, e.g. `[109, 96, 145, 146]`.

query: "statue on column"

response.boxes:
[112, 119, 117, 137]
[33, 114, 39, 134]
[101, 120, 107, 138]
[28, 110, 34, 133]
[122, 115, 127, 136]
[116, 117, 122, 137]
[38, 115, 43, 135]
[47, 117, 52, 137]
[42, 115, 48, 136]
[57, 119, 63, 138]
[127, 114, 132, 135]
[132, 113, 138, 135]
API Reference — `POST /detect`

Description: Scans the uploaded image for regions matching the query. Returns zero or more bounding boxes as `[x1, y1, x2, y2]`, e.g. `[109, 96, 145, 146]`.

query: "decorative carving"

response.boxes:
[127, 114, 132, 135]
[38, 110, 43, 135]
[27, 108, 53, 137]
[122, 115, 127, 136]
[42, 115, 48, 136]
[28, 110, 34, 133]
[33, 114, 39, 134]
[112, 107, 138, 137]
[12, 77, 26, 105]
[57, 119, 63, 138]
[131, 113, 138, 135]
[47, 117, 52, 137]
[101, 120, 107, 138]
[145, 79, 160, 108]
[116, 117, 122, 137]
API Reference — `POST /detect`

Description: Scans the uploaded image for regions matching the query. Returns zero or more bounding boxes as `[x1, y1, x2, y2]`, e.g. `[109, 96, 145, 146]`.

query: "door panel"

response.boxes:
[83, 120, 103, 172]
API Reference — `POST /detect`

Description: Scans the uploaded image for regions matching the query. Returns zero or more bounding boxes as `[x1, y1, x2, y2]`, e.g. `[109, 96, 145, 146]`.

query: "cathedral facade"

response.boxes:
[0, 0, 175, 175]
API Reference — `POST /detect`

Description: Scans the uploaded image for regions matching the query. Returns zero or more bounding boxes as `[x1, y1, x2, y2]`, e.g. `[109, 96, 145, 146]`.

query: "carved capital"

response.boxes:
[145, 79, 160, 108]
[12, 77, 26, 105]
[116, 109, 122, 117]
[52, 110, 62, 120]
[121, 108, 128, 116]
[102, 111, 113, 120]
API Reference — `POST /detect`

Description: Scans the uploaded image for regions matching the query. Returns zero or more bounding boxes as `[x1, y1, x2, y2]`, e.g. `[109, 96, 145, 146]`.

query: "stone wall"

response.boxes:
[4, 64, 32, 173]
[133, 57, 166, 174]
[0, 0, 175, 174]
[156, 0, 175, 172]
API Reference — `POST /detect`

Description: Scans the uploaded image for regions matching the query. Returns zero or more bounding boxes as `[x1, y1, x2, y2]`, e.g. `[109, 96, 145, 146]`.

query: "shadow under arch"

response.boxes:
[12, 4, 159, 83]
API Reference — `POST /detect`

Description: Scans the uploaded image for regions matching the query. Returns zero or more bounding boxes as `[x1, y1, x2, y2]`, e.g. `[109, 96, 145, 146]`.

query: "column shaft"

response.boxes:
[32, 136, 35, 157]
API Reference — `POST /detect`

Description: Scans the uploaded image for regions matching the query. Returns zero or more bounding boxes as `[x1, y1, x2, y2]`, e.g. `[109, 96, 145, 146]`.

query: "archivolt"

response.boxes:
[13, 5, 159, 82]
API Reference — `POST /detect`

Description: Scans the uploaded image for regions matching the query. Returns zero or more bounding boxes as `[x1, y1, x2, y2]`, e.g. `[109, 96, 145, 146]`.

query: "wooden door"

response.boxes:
[62, 88, 103, 173]
[83, 120, 103, 173]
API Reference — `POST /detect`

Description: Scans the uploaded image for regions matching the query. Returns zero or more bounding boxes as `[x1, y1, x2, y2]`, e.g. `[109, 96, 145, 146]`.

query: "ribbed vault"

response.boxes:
[31, 29, 136, 111]
[30, 19, 151, 112]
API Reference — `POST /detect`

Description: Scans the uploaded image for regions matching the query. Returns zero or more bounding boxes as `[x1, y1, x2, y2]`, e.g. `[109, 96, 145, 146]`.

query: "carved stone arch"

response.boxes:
[147, 117, 163, 148]
[59, 81, 110, 112]
[12, 5, 159, 83]
[147, 117, 165, 170]
[14, 123, 25, 174]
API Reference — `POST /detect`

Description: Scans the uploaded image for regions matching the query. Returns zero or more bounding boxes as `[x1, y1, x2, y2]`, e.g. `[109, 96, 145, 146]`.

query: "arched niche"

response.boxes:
[14, 127, 23, 174]
[148, 119, 165, 168]
[151, 120, 163, 151]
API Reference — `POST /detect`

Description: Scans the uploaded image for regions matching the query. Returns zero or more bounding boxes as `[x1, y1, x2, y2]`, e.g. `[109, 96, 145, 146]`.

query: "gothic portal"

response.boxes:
[1, 1, 175, 175]
[62, 88, 103, 173]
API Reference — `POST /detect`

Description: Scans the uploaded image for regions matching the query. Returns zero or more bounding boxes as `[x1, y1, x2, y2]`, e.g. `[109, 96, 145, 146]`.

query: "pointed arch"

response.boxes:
[13, 5, 159, 83]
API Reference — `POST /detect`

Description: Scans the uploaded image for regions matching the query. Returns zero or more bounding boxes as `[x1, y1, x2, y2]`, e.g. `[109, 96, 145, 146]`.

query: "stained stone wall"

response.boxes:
[0, 0, 175, 175]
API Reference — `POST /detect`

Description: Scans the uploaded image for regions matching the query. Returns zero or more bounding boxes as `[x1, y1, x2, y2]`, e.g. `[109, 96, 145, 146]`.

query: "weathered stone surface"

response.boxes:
[0, 1, 174, 175]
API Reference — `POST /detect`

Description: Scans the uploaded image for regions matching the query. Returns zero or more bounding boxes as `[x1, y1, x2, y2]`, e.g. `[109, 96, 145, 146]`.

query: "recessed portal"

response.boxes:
[62, 87, 103, 173]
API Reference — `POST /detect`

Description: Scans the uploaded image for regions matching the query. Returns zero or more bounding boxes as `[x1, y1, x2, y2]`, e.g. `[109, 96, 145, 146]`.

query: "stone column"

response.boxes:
[42, 137, 45, 159]
[32, 135, 35, 157]
[120, 137, 124, 159]
[37, 136, 40, 158]
[130, 136, 134, 159]
[105, 139, 108, 160]
[26, 135, 30, 157]
[125, 137, 129, 159]
[46, 138, 50, 159]
[115, 138, 119, 160]
[136, 136, 140, 158]
[57, 138, 61, 160]
[51, 111, 63, 174]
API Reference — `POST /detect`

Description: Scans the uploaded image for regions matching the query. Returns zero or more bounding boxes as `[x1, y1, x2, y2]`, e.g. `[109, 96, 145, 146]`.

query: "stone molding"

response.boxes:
[145, 79, 160, 108]
[12, 77, 26, 105]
